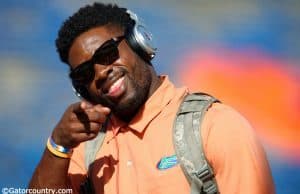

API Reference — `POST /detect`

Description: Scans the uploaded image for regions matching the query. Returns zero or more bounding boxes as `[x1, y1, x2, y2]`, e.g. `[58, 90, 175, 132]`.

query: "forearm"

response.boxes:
[28, 148, 71, 189]
[29, 102, 110, 190]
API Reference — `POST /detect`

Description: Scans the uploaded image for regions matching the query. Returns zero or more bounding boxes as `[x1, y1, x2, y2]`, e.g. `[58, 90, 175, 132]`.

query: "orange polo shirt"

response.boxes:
[68, 76, 274, 194]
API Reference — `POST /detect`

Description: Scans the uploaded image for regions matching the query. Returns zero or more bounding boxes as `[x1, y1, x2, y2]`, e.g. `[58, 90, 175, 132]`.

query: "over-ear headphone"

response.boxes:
[72, 9, 156, 102]
[125, 9, 157, 62]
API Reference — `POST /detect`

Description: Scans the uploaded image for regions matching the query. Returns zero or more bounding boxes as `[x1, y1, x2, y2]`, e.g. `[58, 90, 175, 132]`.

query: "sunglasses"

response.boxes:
[69, 35, 125, 85]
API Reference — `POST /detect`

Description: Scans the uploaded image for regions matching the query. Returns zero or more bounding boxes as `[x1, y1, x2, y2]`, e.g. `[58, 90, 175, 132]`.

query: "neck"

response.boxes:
[147, 69, 162, 99]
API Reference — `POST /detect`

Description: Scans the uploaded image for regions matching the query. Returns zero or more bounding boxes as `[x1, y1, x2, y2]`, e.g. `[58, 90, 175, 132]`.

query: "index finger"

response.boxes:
[71, 102, 85, 113]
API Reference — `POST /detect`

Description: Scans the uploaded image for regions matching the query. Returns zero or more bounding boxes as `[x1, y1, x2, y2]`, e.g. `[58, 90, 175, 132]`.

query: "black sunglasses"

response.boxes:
[69, 35, 125, 85]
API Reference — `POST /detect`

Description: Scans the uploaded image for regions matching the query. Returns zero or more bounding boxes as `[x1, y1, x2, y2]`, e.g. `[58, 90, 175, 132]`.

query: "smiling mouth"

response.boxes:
[105, 76, 126, 99]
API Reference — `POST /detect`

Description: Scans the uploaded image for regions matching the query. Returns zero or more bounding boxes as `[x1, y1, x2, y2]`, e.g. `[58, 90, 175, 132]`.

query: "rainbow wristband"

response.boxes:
[46, 137, 73, 158]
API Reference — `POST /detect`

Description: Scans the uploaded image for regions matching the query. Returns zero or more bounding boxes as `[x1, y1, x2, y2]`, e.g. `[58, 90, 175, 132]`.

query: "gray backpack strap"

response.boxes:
[173, 93, 220, 194]
[84, 118, 109, 172]
[81, 119, 109, 194]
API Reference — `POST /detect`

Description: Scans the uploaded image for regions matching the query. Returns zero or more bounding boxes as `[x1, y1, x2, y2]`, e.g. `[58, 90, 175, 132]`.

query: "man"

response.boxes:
[29, 3, 275, 194]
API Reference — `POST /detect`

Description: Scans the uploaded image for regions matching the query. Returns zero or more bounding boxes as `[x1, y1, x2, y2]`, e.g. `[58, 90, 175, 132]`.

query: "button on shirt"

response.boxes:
[68, 75, 274, 194]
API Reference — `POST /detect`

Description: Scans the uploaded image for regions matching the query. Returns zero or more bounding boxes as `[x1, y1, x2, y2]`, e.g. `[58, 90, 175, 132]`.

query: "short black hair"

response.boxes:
[55, 3, 134, 64]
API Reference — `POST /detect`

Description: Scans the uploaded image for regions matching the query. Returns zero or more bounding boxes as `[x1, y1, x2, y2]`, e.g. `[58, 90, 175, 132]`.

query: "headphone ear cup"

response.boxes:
[125, 26, 152, 62]
[125, 10, 156, 62]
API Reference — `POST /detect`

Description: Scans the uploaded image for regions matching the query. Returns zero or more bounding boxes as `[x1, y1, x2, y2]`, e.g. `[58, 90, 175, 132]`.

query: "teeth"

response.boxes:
[109, 77, 124, 93]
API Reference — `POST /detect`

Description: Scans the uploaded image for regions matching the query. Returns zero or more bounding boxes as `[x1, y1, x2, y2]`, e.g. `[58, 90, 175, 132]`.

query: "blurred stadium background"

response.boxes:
[0, 0, 299, 193]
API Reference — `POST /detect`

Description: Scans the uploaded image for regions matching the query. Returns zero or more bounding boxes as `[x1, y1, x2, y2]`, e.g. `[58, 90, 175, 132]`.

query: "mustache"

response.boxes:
[113, 65, 128, 76]
[95, 65, 128, 87]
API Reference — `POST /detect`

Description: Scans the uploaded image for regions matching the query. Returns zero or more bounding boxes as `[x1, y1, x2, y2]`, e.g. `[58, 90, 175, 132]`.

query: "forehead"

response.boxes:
[68, 25, 123, 67]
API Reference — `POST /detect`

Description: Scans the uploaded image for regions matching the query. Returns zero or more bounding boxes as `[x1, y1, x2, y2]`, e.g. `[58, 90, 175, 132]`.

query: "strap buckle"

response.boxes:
[194, 168, 212, 182]
[194, 168, 218, 194]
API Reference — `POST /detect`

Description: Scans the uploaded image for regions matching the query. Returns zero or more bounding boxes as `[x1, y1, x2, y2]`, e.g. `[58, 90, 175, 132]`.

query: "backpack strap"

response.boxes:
[84, 118, 109, 172]
[173, 93, 220, 194]
[80, 119, 109, 194]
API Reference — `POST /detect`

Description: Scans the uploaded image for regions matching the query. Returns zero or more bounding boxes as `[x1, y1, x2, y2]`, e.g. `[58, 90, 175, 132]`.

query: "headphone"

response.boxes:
[125, 9, 156, 62]
[72, 9, 157, 102]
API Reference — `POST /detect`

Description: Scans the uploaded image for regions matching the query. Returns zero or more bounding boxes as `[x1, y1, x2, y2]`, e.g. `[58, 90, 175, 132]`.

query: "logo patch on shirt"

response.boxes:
[157, 154, 178, 170]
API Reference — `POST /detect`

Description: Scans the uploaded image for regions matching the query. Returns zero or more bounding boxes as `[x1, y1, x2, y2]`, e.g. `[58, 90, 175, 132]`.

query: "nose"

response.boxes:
[93, 63, 113, 82]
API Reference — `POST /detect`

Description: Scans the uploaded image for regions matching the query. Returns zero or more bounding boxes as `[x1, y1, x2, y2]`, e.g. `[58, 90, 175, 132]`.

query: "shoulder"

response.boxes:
[200, 102, 275, 193]
[201, 102, 255, 142]
[201, 102, 258, 166]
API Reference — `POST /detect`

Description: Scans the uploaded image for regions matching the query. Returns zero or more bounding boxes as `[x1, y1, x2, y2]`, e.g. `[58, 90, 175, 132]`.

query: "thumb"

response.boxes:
[80, 100, 93, 110]
[94, 104, 111, 115]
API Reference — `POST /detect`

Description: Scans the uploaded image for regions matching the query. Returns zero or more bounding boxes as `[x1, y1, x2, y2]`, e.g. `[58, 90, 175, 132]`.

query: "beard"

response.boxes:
[112, 72, 151, 122]
[93, 63, 152, 122]
[112, 66, 152, 122]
